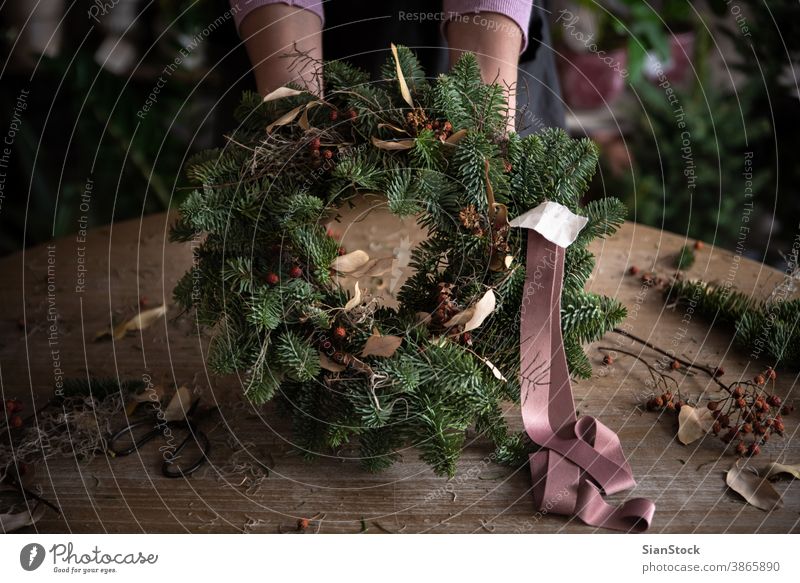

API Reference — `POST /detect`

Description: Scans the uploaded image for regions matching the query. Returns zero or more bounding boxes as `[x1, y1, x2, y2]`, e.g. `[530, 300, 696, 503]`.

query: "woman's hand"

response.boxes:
[239, 4, 324, 97]
[445, 12, 523, 135]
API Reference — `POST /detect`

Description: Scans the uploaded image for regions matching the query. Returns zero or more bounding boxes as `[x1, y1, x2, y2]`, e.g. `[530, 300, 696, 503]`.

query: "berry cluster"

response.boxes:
[405, 109, 453, 142]
[4, 399, 24, 429]
[647, 368, 793, 457]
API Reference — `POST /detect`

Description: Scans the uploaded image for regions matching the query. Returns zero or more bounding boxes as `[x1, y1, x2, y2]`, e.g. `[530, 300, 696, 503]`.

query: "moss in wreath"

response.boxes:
[170, 46, 628, 476]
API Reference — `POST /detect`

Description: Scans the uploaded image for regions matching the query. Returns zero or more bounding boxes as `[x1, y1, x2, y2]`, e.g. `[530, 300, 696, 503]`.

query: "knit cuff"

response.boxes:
[230, 0, 325, 37]
[441, 0, 533, 54]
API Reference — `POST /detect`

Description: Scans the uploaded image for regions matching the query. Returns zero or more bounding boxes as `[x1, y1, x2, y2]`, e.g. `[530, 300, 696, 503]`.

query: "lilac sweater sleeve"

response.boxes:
[229, 1, 532, 53]
[442, 1, 533, 53]
[230, 1, 325, 35]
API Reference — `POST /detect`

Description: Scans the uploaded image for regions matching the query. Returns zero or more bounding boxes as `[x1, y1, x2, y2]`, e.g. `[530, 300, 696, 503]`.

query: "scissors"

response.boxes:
[108, 398, 218, 478]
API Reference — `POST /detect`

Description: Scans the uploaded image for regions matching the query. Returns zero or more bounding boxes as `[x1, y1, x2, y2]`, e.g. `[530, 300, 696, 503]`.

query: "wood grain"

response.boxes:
[1, 213, 798, 534]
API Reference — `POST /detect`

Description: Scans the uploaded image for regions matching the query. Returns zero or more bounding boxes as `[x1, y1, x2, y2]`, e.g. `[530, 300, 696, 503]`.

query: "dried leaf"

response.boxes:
[164, 386, 192, 422]
[391, 43, 414, 107]
[677, 405, 715, 445]
[262, 86, 305, 102]
[445, 129, 468, 144]
[761, 462, 800, 480]
[320, 352, 346, 372]
[726, 460, 783, 511]
[350, 256, 394, 278]
[0, 501, 46, 532]
[105, 304, 167, 340]
[504, 255, 514, 269]
[331, 250, 370, 273]
[266, 104, 304, 133]
[299, 101, 321, 130]
[481, 357, 507, 382]
[371, 136, 415, 151]
[463, 289, 496, 332]
[378, 122, 410, 135]
[344, 282, 362, 311]
[361, 332, 402, 358]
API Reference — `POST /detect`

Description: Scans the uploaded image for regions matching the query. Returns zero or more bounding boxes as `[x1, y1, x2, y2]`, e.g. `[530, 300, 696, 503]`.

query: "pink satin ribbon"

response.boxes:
[519, 228, 655, 532]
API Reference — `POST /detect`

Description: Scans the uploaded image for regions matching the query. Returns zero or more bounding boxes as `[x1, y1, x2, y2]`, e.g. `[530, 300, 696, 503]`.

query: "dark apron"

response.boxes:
[322, 0, 565, 135]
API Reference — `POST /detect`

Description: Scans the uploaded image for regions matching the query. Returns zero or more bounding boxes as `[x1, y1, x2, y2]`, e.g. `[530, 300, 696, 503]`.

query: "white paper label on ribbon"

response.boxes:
[508, 201, 588, 248]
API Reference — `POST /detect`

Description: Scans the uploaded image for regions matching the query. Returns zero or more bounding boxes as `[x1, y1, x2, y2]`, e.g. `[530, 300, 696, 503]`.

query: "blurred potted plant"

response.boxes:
[553, 0, 695, 109]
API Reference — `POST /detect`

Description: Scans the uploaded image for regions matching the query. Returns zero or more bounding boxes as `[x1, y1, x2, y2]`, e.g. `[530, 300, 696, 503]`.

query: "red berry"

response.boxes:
[503, 160, 512, 173]
[265, 272, 279, 286]
[139, 296, 149, 308]
[742, 423, 752, 434]
[766, 367, 777, 380]
[694, 240, 704, 250]
[754, 374, 765, 385]
[735, 441, 747, 456]
[671, 359, 681, 370]
[310, 137, 321, 150]
[329, 110, 338, 121]
[443, 121, 452, 132]
[735, 397, 746, 409]
[714, 366, 724, 378]
[348, 109, 357, 119]
[602, 355, 613, 365]
[333, 326, 347, 340]
[732, 386, 744, 398]
[707, 401, 718, 411]
[628, 265, 640, 276]
[289, 266, 303, 278]
[337, 247, 347, 256]
[297, 518, 310, 530]
[748, 443, 761, 456]
[323, 149, 334, 160]
[10, 415, 23, 429]
[461, 332, 472, 344]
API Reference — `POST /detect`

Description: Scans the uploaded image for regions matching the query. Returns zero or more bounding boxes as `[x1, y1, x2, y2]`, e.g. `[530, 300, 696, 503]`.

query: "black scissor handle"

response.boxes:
[108, 421, 163, 456]
[161, 427, 211, 478]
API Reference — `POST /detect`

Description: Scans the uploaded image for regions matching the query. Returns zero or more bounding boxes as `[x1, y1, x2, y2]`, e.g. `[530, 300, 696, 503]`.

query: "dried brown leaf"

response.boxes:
[344, 281, 362, 311]
[445, 129, 468, 144]
[761, 462, 800, 480]
[481, 357, 507, 382]
[390, 43, 414, 107]
[299, 101, 321, 130]
[463, 289, 496, 332]
[361, 332, 402, 358]
[320, 352, 346, 372]
[371, 136, 415, 151]
[677, 405, 715, 445]
[262, 86, 305, 102]
[104, 304, 167, 341]
[164, 385, 192, 422]
[331, 250, 370, 273]
[350, 256, 394, 278]
[266, 104, 304, 133]
[726, 460, 783, 511]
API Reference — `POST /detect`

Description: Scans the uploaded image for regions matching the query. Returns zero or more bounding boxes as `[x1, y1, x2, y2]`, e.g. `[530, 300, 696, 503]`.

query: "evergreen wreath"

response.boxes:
[170, 46, 628, 477]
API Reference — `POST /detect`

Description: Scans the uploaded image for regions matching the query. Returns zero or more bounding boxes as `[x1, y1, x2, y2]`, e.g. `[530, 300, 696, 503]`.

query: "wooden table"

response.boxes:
[1, 212, 798, 534]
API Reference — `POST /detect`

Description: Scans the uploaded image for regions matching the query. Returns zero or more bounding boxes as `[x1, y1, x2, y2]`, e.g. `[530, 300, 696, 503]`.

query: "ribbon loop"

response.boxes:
[517, 207, 655, 532]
